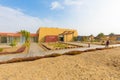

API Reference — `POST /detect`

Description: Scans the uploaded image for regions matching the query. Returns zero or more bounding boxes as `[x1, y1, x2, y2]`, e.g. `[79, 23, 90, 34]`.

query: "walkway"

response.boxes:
[0, 42, 119, 63]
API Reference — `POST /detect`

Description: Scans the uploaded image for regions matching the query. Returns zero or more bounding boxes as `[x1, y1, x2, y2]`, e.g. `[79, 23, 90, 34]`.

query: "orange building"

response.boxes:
[37, 27, 78, 42]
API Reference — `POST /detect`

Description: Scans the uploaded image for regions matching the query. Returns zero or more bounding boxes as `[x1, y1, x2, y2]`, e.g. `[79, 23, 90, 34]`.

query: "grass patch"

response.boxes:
[0, 48, 3, 52]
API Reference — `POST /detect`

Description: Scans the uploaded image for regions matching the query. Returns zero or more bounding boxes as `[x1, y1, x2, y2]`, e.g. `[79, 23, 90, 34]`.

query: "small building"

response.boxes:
[108, 35, 120, 41]
[0, 32, 38, 44]
[37, 27, 78, 42]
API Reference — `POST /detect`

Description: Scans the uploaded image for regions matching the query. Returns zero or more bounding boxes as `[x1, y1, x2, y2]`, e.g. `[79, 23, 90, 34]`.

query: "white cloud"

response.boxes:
[64, 0, 83, 6]
[50, 1, 64, 10]
[50, 0, 120, 35]
[50, 0, 83, 10]
[0, 5, 59, 33]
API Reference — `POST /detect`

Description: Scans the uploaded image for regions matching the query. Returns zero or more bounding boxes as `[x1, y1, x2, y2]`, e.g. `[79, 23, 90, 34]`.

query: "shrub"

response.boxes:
[0, 48, 3, 52]
[73, 37, 78, 41]
[10, 40, 17, 47]
[24, 41, 30, 47]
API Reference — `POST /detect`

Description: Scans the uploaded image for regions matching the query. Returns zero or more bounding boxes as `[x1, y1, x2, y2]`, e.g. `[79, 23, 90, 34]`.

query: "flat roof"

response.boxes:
[0, 32, 38, 37]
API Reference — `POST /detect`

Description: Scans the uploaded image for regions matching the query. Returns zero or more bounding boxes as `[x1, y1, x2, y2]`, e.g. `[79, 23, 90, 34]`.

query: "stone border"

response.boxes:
[0, 47, 115, 64]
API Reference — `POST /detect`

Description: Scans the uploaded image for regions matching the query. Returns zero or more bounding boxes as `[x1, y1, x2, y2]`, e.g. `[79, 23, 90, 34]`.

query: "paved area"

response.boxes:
[27, 43, 45, 57]
[0, 42, 119, 63]
[64, 42, 104, 48]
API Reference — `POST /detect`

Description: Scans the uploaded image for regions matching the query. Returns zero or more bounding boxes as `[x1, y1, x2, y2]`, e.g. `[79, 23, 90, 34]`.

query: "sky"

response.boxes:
[0, 0, 120, 36]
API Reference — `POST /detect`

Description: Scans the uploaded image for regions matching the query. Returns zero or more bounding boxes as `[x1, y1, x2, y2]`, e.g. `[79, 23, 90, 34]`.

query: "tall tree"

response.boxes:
[109, 33, 115, 41]
[20, 30, 30, 42]
[109, 33, 115, 36]
[20, 30, 30, 53]
[97, 33, 105, 41]
[89, 34, 94, 42]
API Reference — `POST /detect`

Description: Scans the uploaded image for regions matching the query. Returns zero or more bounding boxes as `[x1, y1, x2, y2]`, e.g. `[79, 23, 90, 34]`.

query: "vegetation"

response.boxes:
[0, 48, 3, 52]
[96, 33, 106, 41]
[73, 37, 78, 41]
[48, 43, 68, 48]
[97, 33, 105, 38]
[20, 30, 30, 43]
[10, 39, 17, 47]
[81, 36, 88, 42]
[20, 30, 30, 53]
[109, 33, 115, 36]
[89, 34, 94, 42]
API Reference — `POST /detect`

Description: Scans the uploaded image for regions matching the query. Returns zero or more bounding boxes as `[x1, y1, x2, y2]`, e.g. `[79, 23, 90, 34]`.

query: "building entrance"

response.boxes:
[59, 35, 64, 41]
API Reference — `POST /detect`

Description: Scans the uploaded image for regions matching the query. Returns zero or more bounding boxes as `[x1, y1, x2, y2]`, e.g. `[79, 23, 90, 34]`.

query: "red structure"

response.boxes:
[45, 35, 58, 42]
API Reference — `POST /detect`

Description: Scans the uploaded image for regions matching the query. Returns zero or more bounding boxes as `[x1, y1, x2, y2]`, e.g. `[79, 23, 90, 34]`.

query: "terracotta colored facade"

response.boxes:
[45, 35, 58, 42]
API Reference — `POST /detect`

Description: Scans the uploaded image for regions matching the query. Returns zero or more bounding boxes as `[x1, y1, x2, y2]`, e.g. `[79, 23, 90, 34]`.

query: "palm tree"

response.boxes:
[20, 30, 30, 53]
[20, 30, 30, 42]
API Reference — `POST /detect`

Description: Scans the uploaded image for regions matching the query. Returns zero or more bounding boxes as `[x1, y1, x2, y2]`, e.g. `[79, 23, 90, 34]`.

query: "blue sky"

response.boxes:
[0, 0, 120, 36]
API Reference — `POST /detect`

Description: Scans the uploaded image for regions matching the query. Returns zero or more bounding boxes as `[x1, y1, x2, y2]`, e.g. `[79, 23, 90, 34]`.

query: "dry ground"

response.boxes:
[3, 46, 20, 52]
[2, 45, 28, 53]
[0, 48, 120, 80]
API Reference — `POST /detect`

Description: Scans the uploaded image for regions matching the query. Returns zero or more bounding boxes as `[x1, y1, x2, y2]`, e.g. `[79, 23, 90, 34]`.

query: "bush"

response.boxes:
[24, 41, 30, 47]
[73, 37, 78, 41]
[0, 48, 3, 52]
[10, 40, 17, 47]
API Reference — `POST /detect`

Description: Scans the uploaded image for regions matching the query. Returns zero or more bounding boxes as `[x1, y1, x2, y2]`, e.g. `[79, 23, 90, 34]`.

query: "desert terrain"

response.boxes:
[0, 47, 120, 80]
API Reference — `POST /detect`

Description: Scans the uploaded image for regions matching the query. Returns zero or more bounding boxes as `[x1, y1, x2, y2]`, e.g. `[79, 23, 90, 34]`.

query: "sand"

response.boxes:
[0, 48, 120, 80]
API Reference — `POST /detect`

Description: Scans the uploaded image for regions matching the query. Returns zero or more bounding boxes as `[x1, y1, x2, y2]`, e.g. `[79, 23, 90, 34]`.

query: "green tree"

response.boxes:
[20, 30, 30, 42]
[81, 36, 88, 42]
[97, 33, 104, 38]
[96, 33, 105, 41]
[89, 34, 94, 42]
[109, 33, 114, 36]
[109, 33, 115, 41]
[20, 30, 30, 53]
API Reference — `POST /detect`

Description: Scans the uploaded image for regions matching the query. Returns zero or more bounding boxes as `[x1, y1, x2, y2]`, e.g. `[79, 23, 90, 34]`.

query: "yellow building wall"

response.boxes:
[37, 27, 78, 42]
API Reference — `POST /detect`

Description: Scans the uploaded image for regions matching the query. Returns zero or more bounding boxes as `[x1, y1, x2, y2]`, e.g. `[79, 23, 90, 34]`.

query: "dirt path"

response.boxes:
[0, 42, 120, 63]
[0, 47, 120, 80]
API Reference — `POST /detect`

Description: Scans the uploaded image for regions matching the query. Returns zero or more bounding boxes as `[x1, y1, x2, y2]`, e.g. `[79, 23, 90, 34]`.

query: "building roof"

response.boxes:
[59, 31, 74, 35]
[0, 32, 38, 37]
[30, 33, 38, 37]
[0, 32, 21, 37]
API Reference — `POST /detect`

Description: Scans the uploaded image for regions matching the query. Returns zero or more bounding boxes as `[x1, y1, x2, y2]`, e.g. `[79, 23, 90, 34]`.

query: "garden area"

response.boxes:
[41, 42, 83, 50]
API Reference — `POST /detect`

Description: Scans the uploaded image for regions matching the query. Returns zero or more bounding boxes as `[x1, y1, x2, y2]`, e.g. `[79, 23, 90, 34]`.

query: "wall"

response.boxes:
[37, 27, 78, 42]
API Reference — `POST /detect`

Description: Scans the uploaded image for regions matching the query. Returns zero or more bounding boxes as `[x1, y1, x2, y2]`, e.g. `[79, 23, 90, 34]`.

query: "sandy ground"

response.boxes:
[2, 45, 28, 53]
[0, 48, 120, 80]
[3, 47, 20, 52]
